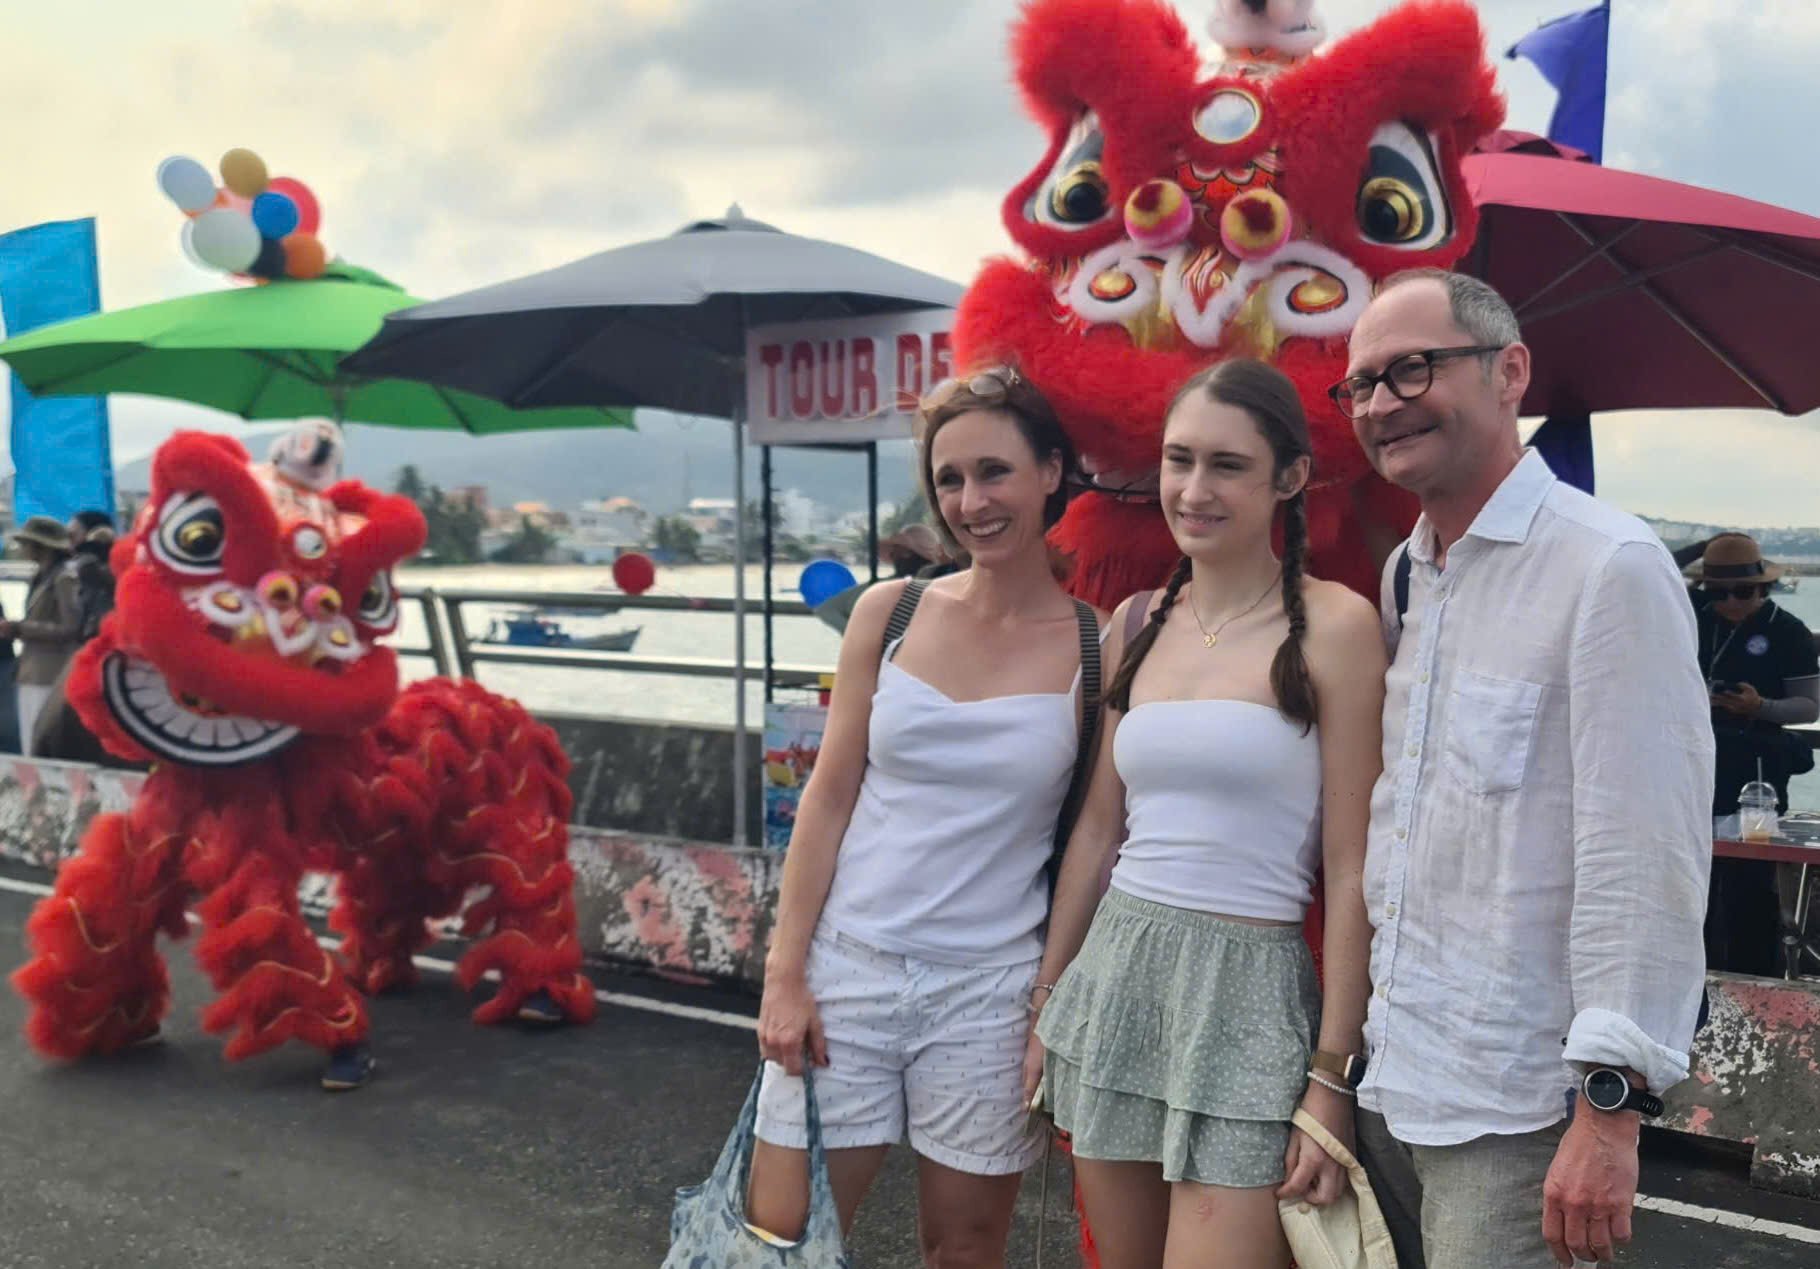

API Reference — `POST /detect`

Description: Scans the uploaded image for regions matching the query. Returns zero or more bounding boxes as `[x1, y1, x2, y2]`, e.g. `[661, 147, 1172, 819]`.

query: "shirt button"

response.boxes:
[1395, 828, 1407, 841]
[1420, 673, 1430, 684]
[1385, 903, 1398, 918]
[1406, 745, 1418, 758]
[1377, 984, 1390, 1000]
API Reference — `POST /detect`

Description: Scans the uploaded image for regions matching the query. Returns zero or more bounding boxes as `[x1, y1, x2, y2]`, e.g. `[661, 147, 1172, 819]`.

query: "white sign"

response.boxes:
[745, 309, 955, 445]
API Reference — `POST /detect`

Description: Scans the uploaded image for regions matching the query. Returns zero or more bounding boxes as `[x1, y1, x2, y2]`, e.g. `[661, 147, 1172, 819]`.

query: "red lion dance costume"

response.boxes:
[13, 423, 594, 1088]
[955, 0, 1503, 609]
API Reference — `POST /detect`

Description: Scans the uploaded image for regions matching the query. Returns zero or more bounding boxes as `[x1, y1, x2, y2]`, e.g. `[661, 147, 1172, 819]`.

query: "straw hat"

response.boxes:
[1687, 533, 1783, 585]
[10, 516, 71, 555]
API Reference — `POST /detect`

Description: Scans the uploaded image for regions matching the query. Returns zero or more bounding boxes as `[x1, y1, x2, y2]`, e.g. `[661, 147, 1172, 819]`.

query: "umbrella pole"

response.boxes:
[867, 443, 880, 584]
[762, 444, 776, 704]
[731, 401, 750, 849]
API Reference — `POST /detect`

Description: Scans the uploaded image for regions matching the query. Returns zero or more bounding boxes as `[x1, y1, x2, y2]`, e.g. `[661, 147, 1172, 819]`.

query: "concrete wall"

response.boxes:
[1660, 972, 1820, 1198]
[543, 712, 762, 845]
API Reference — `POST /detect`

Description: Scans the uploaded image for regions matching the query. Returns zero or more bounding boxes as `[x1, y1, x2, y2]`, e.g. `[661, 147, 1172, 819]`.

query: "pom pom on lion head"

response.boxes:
[69, 423, 427, 767]
[954, 0, 1502, 606]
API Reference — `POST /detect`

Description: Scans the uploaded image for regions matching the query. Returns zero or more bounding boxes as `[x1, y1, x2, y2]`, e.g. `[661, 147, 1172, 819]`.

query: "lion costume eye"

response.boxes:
[1356, 123, 1451, 250]
[356, 571, 397, 629]
[1031, 114, 1115, 230]
[152, 493, 226, 575]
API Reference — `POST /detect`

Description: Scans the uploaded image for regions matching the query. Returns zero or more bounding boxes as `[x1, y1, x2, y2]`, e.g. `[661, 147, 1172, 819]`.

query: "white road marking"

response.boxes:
[6, 872, 1818, 1242]
[1633, 1193, 1820, 1245]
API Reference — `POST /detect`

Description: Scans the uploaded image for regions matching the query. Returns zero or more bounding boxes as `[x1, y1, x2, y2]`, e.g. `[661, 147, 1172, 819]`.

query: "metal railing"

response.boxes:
[395, 585, 834, 689]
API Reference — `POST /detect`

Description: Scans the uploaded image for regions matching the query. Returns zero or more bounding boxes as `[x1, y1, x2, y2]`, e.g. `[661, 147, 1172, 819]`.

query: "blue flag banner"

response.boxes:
[1507, 2, 1610, 164]
[0, 219, 113, 525]
[1531, 414, 1595, 495]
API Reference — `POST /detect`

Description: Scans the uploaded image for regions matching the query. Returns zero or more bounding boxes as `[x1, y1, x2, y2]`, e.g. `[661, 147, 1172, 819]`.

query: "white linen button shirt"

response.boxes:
[1361, 450, 1713, 1147]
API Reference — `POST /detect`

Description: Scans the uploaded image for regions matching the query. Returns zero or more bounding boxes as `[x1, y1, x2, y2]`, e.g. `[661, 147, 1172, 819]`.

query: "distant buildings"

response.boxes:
[563, 497, 652, 564]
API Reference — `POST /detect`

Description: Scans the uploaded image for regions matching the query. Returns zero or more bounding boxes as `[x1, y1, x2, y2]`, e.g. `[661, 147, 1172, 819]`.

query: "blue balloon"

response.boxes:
[799, 559, 858, 608]
[251, 191, 300, 240]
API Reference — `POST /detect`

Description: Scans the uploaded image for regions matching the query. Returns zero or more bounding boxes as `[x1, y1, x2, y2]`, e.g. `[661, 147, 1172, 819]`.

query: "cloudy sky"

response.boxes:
[4, 0, 1819, 527]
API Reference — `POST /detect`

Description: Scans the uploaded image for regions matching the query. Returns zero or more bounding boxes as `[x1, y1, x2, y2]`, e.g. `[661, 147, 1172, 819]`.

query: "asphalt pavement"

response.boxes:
[0, 873, 1813, 1268]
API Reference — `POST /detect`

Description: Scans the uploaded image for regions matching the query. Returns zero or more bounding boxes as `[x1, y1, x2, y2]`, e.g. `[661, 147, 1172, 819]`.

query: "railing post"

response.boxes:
[444, 599, 478, 681]
[419, 587, 454, 679]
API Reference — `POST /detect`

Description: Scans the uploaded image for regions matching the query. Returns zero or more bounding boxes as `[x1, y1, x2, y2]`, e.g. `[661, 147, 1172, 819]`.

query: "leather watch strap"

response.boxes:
[1311, 1049, 1365, 1087]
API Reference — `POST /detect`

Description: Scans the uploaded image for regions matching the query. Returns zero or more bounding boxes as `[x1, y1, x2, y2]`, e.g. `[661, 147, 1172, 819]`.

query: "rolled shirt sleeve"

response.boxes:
[1563, 540, 1714, 1094]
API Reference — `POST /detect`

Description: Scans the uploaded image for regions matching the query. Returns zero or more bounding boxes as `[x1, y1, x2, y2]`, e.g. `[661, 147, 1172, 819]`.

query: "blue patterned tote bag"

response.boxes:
[663, 1062, 850, 1268]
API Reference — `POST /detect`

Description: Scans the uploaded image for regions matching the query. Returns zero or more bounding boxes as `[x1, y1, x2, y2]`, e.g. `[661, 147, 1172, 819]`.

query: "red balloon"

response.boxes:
[266, 177, 321, 235]
[613, 552, 656, 596]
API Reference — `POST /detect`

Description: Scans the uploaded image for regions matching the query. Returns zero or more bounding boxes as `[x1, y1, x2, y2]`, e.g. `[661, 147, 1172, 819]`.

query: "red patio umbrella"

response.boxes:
[1461, 133, 1820, 417]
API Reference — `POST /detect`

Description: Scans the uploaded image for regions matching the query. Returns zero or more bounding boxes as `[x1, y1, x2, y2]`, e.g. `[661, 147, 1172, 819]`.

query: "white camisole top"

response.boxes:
[818, 639, 1079, 965]
[1109, 700, 1323, 922]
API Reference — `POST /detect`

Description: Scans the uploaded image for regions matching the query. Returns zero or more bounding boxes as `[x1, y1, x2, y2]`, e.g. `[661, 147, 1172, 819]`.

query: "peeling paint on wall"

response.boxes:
[1661, 972, 1820, 1197]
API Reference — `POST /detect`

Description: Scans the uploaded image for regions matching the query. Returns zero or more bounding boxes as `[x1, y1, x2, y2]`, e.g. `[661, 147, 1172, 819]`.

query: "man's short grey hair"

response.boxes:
[1378, 268, 1522, 348]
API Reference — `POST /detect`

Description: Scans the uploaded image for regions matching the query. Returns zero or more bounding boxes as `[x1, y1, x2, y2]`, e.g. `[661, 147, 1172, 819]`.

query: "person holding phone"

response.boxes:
[1688, 533, 1819, 975]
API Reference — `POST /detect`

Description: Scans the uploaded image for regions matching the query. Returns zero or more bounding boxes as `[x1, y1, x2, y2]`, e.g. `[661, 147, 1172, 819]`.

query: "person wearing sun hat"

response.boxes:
[0, 516, 83, 756]
[1688, 532, 1819, 975]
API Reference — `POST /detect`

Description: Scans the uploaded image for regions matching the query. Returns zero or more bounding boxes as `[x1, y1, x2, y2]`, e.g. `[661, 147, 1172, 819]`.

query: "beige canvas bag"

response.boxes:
[1277, 1109, 1399, 1269]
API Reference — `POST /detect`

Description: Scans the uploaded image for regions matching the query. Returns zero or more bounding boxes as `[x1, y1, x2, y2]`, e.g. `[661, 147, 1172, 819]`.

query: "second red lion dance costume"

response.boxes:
[13, 423, 595, 1089]
[954, 0, 1503, 610]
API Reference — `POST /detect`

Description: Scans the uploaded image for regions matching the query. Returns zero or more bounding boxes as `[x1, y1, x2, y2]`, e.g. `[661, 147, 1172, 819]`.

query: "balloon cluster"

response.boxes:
[157, 149, 327, 282]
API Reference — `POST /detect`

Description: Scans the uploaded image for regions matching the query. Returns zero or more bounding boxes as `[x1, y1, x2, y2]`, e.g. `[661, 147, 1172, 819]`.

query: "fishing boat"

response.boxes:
[479, 610, 642, 652]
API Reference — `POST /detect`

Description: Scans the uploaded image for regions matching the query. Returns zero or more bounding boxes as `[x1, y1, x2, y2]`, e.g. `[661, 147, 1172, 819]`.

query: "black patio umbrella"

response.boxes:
[344, 207, 962, 845]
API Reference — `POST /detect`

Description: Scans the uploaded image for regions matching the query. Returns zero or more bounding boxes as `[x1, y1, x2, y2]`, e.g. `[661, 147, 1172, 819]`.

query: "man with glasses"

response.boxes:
[1684, 533, 1819, 974]
[1334, 269, 1712, 1267]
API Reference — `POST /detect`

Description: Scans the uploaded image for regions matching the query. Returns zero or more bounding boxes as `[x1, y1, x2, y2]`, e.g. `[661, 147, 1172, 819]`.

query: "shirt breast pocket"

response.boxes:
[1444, 669, 1542, 795]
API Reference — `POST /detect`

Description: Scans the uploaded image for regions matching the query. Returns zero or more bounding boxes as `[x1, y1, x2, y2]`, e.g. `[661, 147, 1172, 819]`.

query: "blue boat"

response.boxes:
[481, 610, 641, 652]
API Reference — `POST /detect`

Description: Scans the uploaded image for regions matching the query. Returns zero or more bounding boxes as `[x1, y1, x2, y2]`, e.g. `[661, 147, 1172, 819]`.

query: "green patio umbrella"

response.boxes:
[0, 264, 633, 435]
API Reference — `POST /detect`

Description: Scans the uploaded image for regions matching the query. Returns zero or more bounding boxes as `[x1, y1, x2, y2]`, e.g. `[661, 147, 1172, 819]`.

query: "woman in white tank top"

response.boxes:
[745, 367, 1104, 1264]
[1028, 360, 1387, 1269]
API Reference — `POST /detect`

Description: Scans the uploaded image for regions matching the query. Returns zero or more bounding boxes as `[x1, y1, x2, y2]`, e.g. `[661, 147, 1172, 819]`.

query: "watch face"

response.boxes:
[1585, 1069, 1629, 1111]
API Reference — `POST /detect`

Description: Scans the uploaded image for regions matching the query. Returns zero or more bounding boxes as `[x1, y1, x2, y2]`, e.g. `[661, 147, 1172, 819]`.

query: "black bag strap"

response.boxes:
[879, 578, 928, 664]
[1050, 599, 1102, 888]
[1392, 543, 1413, 631]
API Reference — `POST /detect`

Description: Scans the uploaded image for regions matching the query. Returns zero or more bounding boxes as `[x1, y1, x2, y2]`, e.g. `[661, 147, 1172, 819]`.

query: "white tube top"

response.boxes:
[1109, 699, 1322, 921]
[818, 651, 1079, 964]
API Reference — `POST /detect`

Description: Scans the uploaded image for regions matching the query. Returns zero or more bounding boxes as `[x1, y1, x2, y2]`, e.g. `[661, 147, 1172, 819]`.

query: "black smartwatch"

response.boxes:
[1582, 1067, 1664, 1118]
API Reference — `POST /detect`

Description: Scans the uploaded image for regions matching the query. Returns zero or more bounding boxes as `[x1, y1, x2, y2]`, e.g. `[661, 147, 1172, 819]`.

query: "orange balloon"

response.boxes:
[282, 233, 327, 280]
[219, 148, 268, 198]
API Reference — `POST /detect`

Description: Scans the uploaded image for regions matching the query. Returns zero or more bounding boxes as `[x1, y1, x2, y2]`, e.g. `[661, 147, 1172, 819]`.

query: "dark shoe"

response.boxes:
[516, 990, 565, 1025]
[321, 1043, 376, 1091]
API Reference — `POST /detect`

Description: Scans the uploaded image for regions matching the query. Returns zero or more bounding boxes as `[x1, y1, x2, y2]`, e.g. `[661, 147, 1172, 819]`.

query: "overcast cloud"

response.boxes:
[3, 1, 1818, 527]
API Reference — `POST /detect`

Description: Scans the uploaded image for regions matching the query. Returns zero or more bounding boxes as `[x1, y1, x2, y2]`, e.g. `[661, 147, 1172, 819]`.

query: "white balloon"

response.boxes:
[187, 208, 261, 273]
[157, 155, 217, 214]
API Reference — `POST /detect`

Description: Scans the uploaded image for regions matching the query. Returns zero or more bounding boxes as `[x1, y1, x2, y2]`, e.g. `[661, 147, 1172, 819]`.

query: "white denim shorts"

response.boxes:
[756, 926, 1044, 1176]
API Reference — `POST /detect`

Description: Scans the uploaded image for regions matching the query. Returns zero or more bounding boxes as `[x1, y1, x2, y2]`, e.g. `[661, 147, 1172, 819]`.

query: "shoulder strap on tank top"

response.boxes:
[1049, 598, 1102, 893]
[879, 579, 928, 666]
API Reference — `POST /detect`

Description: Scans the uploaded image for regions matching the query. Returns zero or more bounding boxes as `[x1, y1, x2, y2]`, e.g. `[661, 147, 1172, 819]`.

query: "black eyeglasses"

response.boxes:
[1703, 582, 1770, 601]
[1328, 345, 1505, 418]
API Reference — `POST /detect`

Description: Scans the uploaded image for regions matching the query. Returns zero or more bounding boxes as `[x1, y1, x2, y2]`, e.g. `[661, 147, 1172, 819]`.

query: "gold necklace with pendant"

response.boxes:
[1188, 572, 1283, 648]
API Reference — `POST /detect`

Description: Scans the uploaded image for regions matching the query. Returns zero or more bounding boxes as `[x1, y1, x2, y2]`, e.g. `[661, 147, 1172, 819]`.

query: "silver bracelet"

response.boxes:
[1306, 1070, 1357, 1098]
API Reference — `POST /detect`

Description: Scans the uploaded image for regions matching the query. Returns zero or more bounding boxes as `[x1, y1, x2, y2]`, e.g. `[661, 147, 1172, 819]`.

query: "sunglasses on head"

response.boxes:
[922, 366, 1023, 411]
[1703, 582, 1769, 600]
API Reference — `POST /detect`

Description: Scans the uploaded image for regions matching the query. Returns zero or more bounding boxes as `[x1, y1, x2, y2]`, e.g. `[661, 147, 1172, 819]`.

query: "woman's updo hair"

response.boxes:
[1105, 359, 1318, 731]
[914, 365, 1079, 557]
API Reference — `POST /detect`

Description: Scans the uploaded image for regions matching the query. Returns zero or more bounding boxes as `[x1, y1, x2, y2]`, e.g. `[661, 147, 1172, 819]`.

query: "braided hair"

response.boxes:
[1105, 359, 1318, 730]
[1105, 556, 1192, 711]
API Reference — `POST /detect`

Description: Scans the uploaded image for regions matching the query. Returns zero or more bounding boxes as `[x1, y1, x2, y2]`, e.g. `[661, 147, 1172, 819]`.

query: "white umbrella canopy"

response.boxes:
[345, 208, 963, 847]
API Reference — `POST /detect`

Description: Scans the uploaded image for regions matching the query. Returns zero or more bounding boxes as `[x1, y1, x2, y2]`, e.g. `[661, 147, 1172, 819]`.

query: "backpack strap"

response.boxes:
[1392, 544, 1413, 631]
[879, 579, 928, 665]
[1050, 599, 1102, 889]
